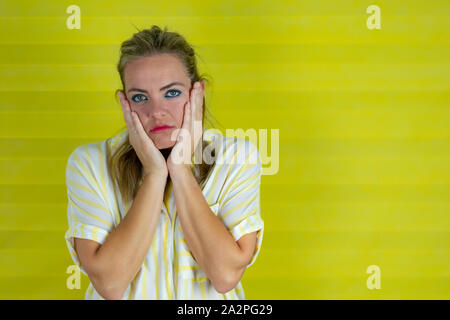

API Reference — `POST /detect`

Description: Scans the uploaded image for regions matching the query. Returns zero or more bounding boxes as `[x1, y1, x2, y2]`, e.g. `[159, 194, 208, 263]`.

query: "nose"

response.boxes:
[148, 100, 168, 118]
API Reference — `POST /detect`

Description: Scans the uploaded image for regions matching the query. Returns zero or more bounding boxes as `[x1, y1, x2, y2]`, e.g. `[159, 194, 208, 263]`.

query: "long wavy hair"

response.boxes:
[107, 25, 218, 207]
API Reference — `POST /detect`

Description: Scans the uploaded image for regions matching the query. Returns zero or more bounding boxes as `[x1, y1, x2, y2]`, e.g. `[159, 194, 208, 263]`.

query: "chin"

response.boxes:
[154, 138, 176, 150]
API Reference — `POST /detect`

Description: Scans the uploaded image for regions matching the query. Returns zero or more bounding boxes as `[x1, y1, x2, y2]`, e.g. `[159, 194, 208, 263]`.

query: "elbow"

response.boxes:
[92, 275, 127, 300]
[99, 287, 126, 300]
[87, 267, 128, 300]
[213, 268, 241, 294]
[76, 243, 129, 300]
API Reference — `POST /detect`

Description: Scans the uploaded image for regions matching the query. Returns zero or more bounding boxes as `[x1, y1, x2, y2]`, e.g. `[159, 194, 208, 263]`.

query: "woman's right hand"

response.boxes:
[118, 91, 168, 179]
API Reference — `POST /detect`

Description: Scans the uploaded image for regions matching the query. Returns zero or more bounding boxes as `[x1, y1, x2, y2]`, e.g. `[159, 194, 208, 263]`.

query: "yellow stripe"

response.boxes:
[68, 210, 82, 224]
[107, 134, 127, 225]
[178, 265, 200, 271]
[238, 222, 245, 236]
[67, 176, 98, 197]
[169, 183, 179, 298]
[221, 192, 258, 221]
[94, 142, 106, 194]
[219, 144, 257, 204]
[128, 265, 138, 300]
[220, 173, 259, 208]
[200, 281, 206, 299]
[68, 197, 114, 230]
[72, 150, 103, 196]
[184, 278, 188, 299]
[235, 283, 243, 294]
[127, 281, 133, 299]
[110, 130, 125, 151]
[173, 233, 178, 299]
[214, 141, 240, 203]
[142, 259, 147, 300]
[163, 217, 173, 299]
[70, 149, 117, 234]
[80, 223, 85, 238]
[71, 225, 78, 243]
[208, 138, 238, 203]
[92, 226, 98, 242]
[179, 250, 193, 257]
[87, 285, 94, 296]
[218, 145, 257, 205]
[220, 169, 259, 207]
[151, 234, 160, 299]
[96, 142, 121, 225]
[70, 215, 101, 242]
[194, 276, 209, 282]
[68, 189, 111, 218]
[82, 145, 112, 211]
[247, 215, 257, 229]
[227, 206, 258, 230]
[67, 164, 85, 180]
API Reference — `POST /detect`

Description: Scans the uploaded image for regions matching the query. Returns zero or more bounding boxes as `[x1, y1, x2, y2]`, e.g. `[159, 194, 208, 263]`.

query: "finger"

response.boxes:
[191, 83, 203, 133]
[190, 81, 200, 105]
[187, 83, 196, 123]
[118, 92, 135, 133]
[130, 110, 146, 138]
[192, 87, 203, 138]
[191, 82, 203, 120]
[181, 101, 191, 130]
[119, 93, 133, 126]
[118, 92, 130, 122]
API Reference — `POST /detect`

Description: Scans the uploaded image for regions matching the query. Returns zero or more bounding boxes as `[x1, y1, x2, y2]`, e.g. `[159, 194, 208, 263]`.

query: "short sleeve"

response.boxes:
[218, 139, 264, 268]
[64, 146, 115, 275]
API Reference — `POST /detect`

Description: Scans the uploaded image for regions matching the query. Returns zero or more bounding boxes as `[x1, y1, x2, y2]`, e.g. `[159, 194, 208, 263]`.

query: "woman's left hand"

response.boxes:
[167, 81, 204, 174]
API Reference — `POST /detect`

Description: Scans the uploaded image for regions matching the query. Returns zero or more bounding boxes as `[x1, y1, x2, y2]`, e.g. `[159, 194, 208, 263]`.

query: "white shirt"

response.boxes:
[64, 128, 264, 299]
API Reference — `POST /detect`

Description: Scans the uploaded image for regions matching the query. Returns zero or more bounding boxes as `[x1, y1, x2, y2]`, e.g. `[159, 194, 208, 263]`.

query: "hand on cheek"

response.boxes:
[167, 81, 203, 173]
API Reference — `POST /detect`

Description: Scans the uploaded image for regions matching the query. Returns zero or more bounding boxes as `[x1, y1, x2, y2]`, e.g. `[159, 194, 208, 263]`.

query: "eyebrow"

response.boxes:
[127, 82, 185, 94]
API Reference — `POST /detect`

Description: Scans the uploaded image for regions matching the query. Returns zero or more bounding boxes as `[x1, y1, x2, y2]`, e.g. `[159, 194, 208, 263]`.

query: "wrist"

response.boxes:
[143, 171, 168, 183]
[168, 164, 192, 181]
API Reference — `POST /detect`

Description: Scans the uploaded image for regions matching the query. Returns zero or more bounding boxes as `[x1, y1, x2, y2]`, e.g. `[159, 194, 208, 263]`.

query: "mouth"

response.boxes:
[150, 125, 174, 133]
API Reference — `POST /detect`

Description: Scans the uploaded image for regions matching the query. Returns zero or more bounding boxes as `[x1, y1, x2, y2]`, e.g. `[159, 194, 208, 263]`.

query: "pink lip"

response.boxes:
[151, 125, 174, 133]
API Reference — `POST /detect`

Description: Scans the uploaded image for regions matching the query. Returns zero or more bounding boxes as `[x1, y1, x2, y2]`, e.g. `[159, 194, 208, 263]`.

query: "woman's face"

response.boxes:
[123, 53, 193, 149]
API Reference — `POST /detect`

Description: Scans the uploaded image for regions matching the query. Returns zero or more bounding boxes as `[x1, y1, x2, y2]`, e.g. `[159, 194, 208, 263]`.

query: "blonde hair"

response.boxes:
[108, 25, 217, 207]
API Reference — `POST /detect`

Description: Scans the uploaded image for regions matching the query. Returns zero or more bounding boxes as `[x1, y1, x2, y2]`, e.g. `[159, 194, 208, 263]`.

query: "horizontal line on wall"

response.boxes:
[1, 15, 446, 19]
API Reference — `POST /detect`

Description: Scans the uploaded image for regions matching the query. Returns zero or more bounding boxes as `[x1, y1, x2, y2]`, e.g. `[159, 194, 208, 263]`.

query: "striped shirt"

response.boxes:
[64, 128, 264, 299]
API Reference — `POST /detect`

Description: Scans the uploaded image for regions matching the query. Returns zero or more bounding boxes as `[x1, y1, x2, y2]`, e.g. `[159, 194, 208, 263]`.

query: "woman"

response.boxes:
[64, 25, 264, 300]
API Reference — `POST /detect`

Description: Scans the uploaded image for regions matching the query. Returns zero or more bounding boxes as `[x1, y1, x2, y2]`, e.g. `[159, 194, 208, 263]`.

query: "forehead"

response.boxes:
[124, 53, 189, 87]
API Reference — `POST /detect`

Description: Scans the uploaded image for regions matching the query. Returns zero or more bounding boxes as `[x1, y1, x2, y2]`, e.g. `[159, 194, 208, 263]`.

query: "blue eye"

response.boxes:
[131, 94, 147, 103]
[165, 89, 181, 98]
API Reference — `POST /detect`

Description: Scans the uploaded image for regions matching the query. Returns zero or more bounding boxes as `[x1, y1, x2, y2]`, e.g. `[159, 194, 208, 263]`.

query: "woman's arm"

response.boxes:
[170, 166, 257, 294]
[74, 173, 166, 300]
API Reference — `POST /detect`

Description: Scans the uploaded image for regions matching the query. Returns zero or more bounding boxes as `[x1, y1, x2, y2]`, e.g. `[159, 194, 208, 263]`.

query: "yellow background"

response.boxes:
[0, 0, 449, 299]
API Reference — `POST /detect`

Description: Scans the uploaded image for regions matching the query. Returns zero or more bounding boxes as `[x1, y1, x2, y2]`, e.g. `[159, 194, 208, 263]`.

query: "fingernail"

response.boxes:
[194, 82, 200, 88]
